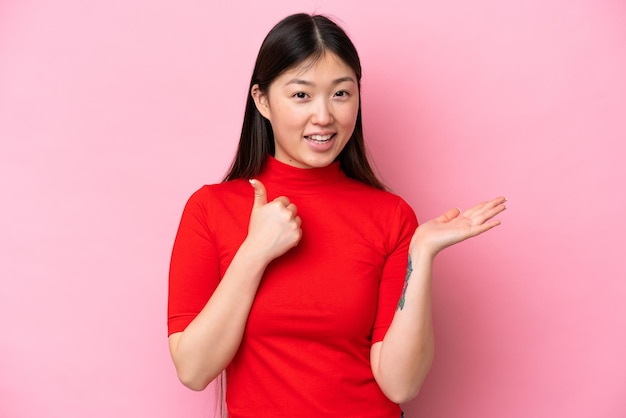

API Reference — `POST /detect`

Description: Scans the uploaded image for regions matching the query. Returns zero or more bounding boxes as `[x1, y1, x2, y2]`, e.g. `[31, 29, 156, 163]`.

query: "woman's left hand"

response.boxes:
[410, 196, 507, 258]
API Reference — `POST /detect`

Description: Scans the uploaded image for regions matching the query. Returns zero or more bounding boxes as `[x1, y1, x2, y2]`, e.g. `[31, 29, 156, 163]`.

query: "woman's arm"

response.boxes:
[169, 180, 301, 391]
[371, 197, 507, 403]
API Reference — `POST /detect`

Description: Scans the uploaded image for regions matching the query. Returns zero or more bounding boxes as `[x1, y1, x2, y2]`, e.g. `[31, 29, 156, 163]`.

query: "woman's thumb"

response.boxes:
[249, 179, 267, 208]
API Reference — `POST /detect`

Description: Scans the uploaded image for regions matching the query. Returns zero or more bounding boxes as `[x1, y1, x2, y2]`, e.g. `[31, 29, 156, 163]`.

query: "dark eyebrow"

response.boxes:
[285, 76, 356, 87]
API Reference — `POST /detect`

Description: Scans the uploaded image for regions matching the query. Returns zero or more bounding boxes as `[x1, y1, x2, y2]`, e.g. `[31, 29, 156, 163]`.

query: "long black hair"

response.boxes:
[223, 13, 385, 190]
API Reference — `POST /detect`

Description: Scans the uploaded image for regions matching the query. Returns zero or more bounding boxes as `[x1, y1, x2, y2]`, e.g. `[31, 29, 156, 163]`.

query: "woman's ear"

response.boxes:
[251, 84, 271, 120]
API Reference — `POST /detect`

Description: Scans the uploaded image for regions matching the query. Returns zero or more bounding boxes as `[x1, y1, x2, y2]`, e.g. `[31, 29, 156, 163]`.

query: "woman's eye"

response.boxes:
[294, 92, 308, 99]
[335, 90, 349, 97]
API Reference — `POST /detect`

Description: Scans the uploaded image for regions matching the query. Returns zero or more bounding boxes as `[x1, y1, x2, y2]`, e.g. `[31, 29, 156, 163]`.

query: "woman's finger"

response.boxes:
[470, 204, 506, 227]
[286, 203, 298, 216]
[434, 207, 461, 223]
[276, 196, 291, 206]
[463, 196, 506, 218]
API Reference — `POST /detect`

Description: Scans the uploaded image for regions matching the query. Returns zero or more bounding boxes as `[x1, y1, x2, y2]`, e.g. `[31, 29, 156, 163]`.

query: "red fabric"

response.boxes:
[168, 156, 417, 417]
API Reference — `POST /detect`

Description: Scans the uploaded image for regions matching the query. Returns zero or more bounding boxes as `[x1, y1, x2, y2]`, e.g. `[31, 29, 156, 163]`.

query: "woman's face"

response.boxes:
[252, 52, 359, 169]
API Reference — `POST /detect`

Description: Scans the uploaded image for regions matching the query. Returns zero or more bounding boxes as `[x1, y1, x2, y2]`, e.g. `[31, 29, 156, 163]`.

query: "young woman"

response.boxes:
[167, 13, 505, 418]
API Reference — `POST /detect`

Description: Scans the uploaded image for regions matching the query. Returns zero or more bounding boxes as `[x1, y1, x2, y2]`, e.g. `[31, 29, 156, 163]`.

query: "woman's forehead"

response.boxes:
[278, 52, 356, 84]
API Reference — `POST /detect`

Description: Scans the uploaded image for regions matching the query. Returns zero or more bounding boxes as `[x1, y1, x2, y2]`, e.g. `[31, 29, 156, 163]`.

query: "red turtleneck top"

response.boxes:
[168, 157, 418, 417]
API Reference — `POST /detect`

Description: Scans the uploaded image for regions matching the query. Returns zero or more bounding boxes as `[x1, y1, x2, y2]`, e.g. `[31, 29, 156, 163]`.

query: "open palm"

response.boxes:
[411, 196, 507, 257]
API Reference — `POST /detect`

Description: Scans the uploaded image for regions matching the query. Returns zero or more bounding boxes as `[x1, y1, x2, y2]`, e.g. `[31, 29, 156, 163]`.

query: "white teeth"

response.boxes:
[307, 134, 333, 142]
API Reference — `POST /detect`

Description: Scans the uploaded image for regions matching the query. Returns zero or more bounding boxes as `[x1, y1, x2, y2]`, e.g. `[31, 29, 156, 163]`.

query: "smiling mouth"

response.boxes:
[305, 134, 335, 144]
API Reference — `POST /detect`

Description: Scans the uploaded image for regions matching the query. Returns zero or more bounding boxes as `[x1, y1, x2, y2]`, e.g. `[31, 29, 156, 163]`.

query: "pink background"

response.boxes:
[1, 0, 625, 417]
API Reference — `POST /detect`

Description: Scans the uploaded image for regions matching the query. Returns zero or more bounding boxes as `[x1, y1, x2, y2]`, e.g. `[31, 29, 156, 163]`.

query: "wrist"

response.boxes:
[409, 241, 437, 262]
[237, 239, 272, 270]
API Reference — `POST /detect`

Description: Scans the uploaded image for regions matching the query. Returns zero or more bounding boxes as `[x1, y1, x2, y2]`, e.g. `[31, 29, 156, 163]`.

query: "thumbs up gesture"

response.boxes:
[246, 179, 302, 262]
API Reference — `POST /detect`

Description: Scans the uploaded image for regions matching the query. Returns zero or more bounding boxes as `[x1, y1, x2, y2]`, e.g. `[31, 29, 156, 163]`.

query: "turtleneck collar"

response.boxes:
[257, 155, 346, 195]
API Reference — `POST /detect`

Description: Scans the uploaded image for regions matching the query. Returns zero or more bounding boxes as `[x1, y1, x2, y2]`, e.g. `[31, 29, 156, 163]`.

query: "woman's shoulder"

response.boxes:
[344, 178, 412, 205]
[182, 179, 251, 211]
[190, 178, 250, 197]
[339, 179, 417, 222]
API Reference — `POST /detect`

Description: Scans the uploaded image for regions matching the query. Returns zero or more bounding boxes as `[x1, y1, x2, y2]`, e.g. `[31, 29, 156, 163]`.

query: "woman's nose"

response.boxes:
[311, 100, 333, 125]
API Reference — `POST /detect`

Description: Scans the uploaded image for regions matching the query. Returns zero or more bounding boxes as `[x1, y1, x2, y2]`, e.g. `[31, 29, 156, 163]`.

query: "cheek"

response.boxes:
[272, 105, 307, 129]
[338, 103, 359, 128]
